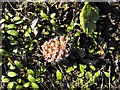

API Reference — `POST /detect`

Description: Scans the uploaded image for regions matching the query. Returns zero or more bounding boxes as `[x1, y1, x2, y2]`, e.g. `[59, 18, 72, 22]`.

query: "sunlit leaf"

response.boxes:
[28, 75, 35, 82]
[104, 71, 110, 78]
[94, 70, 100, 78]
[85, 71, 92, 79]
[112, 76, 115, 81]
[90, 65, 96, 71]
[16, 85, 23, 89]
[27, 69, 34, 75]
[7, 82, 15, 89]
[75, 31, 80, 36]
[56, 70, 62, 80]
[31, 82, 39, 89]
[7, 71, 17, 77]
[23, 82, 30, 88]
[66, 67, 74, 73]
[14, 60, 23, 68]
[13, 16, 21, 21]
[40, 10, 48, 19]
[50, 13, 56, 18]
[78, 72, 84, 77]
[2, 78, 10, 83]
[7, 24, 16, 29]
[7, 30, 19, 36]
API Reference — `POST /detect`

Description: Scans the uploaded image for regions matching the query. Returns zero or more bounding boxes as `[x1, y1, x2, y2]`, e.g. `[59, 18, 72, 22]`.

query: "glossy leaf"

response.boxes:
[7, 71, 17, 77]
[7, 30, 19, 36]
[31, 82, 39, 89]
[28, 75, 35, 82]
[56, 70, 62, 81]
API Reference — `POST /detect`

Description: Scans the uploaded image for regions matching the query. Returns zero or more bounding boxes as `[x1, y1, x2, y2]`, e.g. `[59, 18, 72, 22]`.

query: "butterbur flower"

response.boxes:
[41, 36, 71, 63]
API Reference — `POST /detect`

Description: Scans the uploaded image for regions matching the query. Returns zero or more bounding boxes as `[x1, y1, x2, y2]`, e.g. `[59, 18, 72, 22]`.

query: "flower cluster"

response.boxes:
[41, 36, 70, 62]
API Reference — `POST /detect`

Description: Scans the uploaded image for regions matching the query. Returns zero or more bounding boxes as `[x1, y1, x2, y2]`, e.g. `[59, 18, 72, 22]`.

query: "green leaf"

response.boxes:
[0, 62, 3, 66]
[10, 40, 19, 45]
[2, 78, 10, 83]
[67, 26, 74, 31]
[0, 49, 8, 57]
[27, 69, 34, 75]
[16, 85, 23, 89]
[13, 16, 21, 21]
[112, 76, 115, 81]
[7, 82, 15, 89]
[9, 64, 16, 70]
[7, 30, 19, 36]
[90, 65, 96, 71]
[7, 71, 17, 77]
[79, 64, 86, 73]
[0, 19, 5, 23]
[104, 71, 110, 78]
[27, 75, 35, 82]
[15, 20, 23, 24]
[78, 72, 84, 77]
[50, 19, 56, 25]
[56, 70, 62, 81]
[23, 82, 30, 88]
[50, 13, 56, 18]
[80, 2, 99, 36]
[85, 71, 92, 79]
[94, 70, 100, 78]
[66, 67, 74, 73]
[31, 82, 39, 89]
[75, 31, 80, 36]
[40, 10, 48, 19]
[7, 24, 16, 29]
[14, 60, 23, 68]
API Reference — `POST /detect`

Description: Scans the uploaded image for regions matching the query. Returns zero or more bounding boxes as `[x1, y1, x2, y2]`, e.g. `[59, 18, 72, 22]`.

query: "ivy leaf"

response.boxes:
[31, 82, 39, 89]
[7, 30, 19, 36]
[80, 2, 99, 37]
[56, 70, 62, 81]
[7, 71, 17, 77]
[27, 75, 35, 82]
